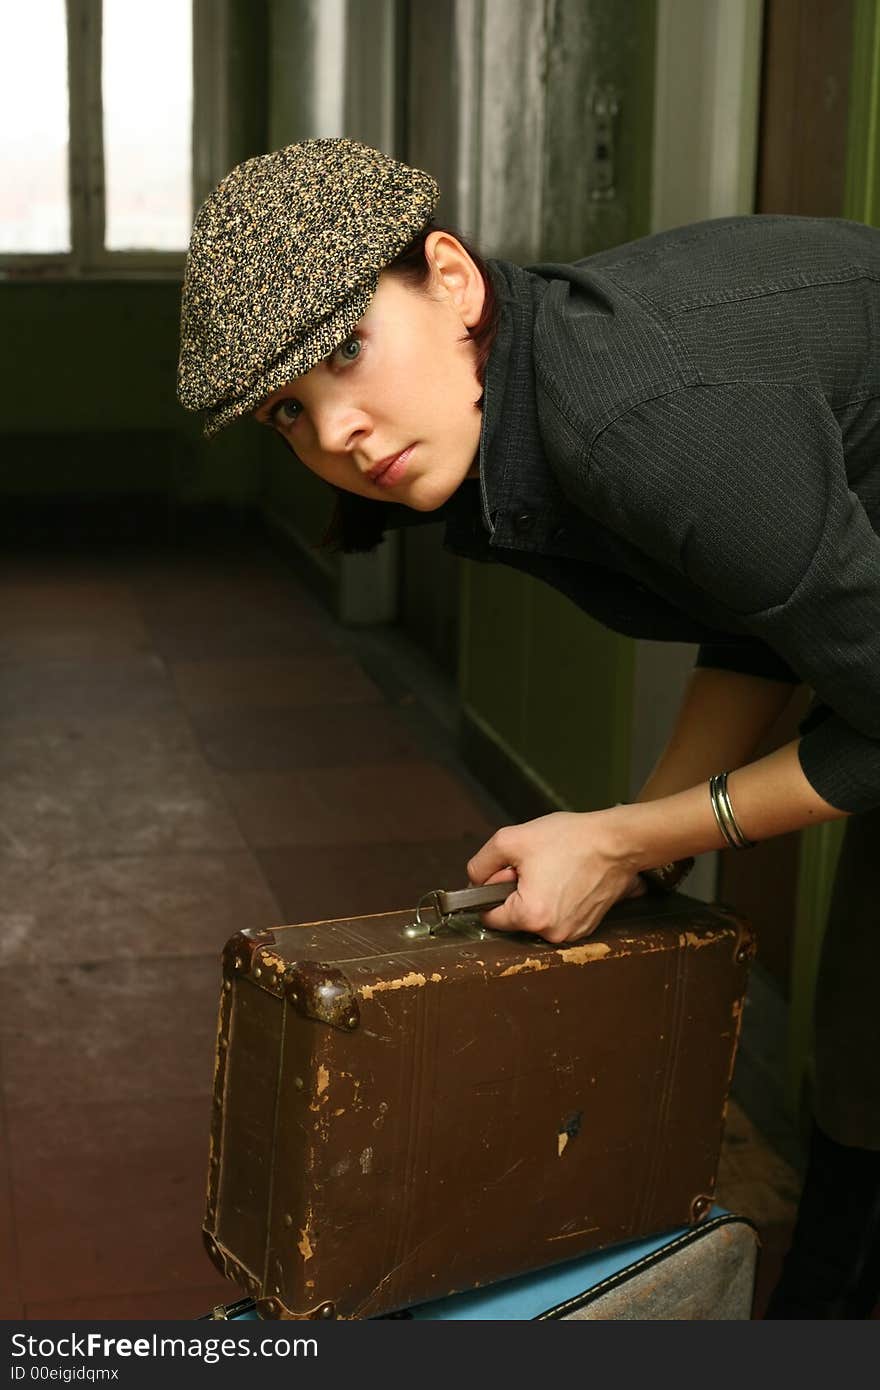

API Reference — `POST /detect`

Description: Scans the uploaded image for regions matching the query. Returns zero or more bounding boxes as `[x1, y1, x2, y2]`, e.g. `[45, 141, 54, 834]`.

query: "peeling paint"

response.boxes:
[560, 942, 611, 964]
[372, 1102, 389, 1131]
[360, 1146, 373, 1174]
[298, 1229, 314, 1260]
[558, 1132, 568, 1157]
[359, 971, 427, 1000]
[330, 1156, 351, 1178]
[259, 950, 288, 977]
[499, 956, 551, 977]
[316, 1065, 330, 1096]
[681, 930, 718, 950]
[430, 972, 442, 982]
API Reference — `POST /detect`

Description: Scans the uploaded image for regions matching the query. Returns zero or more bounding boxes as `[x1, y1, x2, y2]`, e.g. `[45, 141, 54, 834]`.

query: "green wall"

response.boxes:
[460, 563, 635, 812]
[0, 280, 259, 507]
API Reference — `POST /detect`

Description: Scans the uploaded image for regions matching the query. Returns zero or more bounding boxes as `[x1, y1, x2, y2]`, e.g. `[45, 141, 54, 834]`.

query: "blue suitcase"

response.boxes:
[203, 1212, 758, 1321]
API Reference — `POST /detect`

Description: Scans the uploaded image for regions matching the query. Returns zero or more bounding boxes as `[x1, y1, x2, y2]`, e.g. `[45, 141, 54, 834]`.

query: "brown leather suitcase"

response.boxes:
[204, 889, 752, 1320]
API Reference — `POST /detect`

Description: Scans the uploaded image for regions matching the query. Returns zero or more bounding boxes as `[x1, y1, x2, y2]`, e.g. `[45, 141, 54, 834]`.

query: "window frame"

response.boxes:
[0, 0, 227, 280]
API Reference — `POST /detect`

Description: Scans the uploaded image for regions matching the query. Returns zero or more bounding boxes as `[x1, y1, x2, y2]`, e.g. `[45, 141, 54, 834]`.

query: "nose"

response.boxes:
[312, 398, 372, 457]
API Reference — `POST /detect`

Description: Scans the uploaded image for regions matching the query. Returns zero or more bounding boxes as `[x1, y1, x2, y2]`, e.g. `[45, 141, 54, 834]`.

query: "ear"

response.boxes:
[424, 230, 486, 329]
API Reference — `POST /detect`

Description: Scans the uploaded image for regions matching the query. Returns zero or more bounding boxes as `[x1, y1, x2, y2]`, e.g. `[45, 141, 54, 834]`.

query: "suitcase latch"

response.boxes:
[403, 883, 517, 940]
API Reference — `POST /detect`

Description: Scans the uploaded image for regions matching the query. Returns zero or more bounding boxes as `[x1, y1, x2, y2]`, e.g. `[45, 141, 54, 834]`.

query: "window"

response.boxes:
[1, 0, 223, 275]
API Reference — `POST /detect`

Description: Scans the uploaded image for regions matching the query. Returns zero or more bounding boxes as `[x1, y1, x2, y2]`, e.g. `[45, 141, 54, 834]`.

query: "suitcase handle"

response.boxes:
[404, 881, 517, 939]
[434, 883, 517, 915]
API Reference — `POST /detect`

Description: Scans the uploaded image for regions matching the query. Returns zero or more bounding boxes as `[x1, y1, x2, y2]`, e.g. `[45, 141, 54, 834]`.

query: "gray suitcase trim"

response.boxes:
[203, 1216, 759, 1322]
[537, 1215, 759, 1321]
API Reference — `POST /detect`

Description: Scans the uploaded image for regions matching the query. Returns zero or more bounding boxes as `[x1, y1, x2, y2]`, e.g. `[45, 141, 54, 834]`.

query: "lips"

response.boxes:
[367, 445, 414, 488]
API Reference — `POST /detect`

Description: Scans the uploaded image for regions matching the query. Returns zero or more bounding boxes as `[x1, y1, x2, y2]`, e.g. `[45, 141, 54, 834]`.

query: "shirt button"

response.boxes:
[514, 512, 533, 531]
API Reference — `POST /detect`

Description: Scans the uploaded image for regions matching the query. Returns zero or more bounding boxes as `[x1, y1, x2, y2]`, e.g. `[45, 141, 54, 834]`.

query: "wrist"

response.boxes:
[608, 803, 696, 894]
[618, 789, 727, 870]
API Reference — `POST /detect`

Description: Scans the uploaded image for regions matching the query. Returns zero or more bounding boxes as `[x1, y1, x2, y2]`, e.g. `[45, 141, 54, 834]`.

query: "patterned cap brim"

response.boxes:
[201, 275, 377, 437]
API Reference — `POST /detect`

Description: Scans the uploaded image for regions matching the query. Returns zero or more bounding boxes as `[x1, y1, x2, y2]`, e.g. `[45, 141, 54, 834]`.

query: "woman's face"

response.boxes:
[253, 236, 486, 512]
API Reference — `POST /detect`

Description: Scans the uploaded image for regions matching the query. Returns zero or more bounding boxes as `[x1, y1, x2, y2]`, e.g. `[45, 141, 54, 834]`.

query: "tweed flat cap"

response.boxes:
[177, 139, 439, 436]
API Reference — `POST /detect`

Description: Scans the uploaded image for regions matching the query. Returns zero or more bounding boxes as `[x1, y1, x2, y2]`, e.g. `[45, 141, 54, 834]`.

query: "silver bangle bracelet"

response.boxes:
[709, 772, 756, 850]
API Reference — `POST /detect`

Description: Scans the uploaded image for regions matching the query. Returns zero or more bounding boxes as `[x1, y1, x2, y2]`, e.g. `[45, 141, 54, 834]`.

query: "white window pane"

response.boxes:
[103, 0, 192, 251]
[0, 0, 70, 253]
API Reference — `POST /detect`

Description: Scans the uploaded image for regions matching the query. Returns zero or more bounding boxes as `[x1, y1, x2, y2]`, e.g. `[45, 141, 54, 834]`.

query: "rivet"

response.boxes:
[294, 1076, 304, 1090]
[265, 1299, 278, 1316]
[283, 1213, 293, 1227]
[234, 956, 244, 973]
[346, 1013, 358, 1029]
[255, 968, 262, 978]
[736, 945, 750, 964]
[223, 980, 231, 993]
[289, 991, 300, 1004]
[319, 1303, 334, 1319]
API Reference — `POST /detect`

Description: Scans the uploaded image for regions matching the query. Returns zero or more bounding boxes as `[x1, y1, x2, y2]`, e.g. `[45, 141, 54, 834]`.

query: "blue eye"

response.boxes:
[334, 335, 362, 363]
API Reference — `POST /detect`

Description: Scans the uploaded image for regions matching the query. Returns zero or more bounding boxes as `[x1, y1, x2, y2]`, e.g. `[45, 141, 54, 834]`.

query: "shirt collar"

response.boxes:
[478, 260, 552, 538]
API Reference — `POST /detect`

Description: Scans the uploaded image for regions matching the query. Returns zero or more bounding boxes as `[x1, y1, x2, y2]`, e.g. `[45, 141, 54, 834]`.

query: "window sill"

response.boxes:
[0, 266, 185, 284]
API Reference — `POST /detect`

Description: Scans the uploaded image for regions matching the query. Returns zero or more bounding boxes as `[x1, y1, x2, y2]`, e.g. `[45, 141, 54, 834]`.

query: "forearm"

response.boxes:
[620, 738, 848, 873]
[637, 666, 799, 802]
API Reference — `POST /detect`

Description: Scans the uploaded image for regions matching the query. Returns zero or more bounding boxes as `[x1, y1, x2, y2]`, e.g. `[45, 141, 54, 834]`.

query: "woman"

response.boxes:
[178, 139, 880, 1316]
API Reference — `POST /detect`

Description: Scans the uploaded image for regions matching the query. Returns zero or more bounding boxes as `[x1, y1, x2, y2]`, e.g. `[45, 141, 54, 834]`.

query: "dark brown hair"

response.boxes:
[321, 222, 499, 554]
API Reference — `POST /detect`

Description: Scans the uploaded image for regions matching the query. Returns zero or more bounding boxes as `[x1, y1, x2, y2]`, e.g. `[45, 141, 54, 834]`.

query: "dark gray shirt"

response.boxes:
[440, 216, 880, 814]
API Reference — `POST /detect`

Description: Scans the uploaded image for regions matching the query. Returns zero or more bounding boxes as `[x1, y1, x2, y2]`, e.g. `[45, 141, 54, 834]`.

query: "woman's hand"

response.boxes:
[466, 809, 647, 943]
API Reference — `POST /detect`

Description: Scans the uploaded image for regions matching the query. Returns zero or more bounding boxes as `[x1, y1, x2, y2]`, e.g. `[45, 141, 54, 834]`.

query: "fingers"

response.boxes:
[466, 828, 517, 887]
[478, 894, 526, 934]
[480, 892, 570, 941]
[480, 904, 599, 942]
[479, 888, 609, 943]
[483, 867, 518, 886]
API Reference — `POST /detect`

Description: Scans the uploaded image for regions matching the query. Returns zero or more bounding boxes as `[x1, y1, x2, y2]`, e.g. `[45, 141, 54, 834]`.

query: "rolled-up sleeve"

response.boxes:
[584, 383, 880, 812]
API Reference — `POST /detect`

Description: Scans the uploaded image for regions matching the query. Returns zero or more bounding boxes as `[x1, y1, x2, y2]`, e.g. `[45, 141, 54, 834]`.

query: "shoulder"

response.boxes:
[536, 215, 880, 304]
[564, 383, 841, 613]
[529, 262, 691, 445]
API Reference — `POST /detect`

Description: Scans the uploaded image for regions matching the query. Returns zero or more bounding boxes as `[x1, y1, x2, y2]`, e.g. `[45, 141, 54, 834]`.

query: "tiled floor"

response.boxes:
[0, 526, 819, 1319]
